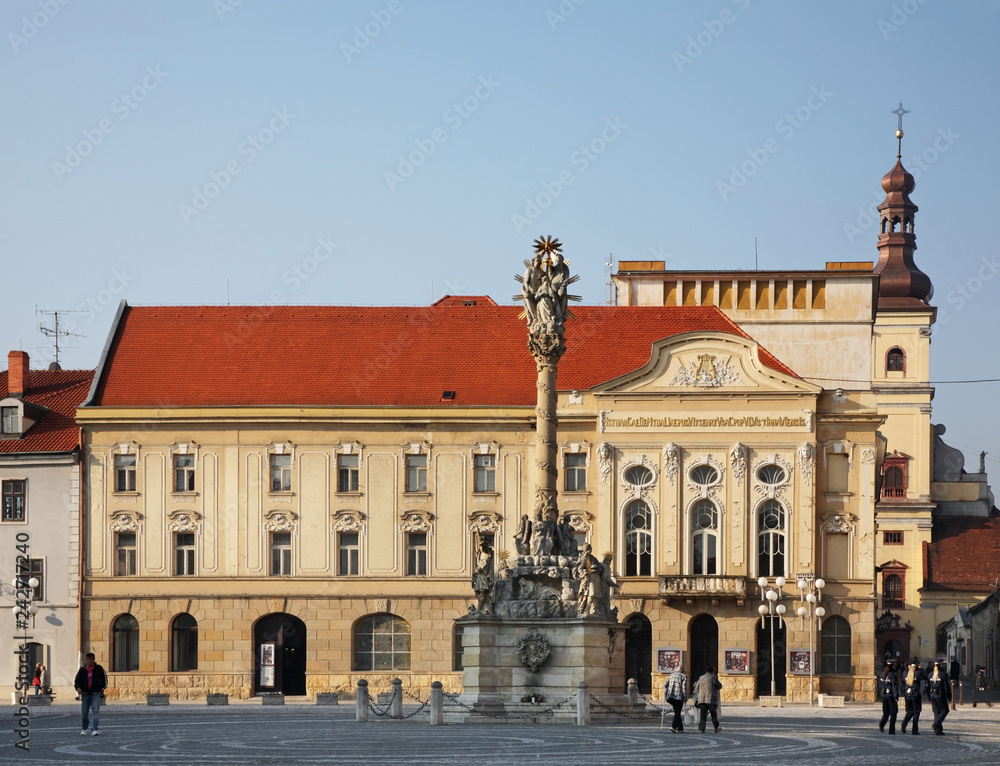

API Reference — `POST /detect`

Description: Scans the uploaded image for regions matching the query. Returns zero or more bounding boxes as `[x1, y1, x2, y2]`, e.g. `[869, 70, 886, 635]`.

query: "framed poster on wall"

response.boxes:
[656, 648, 683, 673]
[259, 665, 275, 687]
[788, 649, 813, 675]
[260, 643, 275, 667]
[723, 648, 751, 675]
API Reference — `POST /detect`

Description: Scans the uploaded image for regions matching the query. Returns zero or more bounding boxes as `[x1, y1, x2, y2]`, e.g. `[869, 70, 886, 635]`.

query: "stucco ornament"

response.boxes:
[670, 354, 744, 387]
[663, 443, 680, 485]
[515, 627, 551, 672]
[597, 442, 614, 483]
[798, 443, 815, 483]
[730, 443, 747, 485]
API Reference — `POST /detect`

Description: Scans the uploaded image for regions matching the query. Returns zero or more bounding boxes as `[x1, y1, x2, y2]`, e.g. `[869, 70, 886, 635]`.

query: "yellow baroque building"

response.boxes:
[77, 294, 882, 702]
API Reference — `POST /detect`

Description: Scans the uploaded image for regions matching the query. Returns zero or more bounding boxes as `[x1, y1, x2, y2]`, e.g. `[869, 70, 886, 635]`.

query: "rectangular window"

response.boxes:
[883, 531, 904, 545]
[271, 532, 292, 575]
[115, 454, 137, 492]
[174, 454, 195, 492]
[565, 453, 587, 491]
[1, 406, 17, 433]
[405, 454, 427, 493]
[453, 625, 465, 671]
[826, 453, 849, 493]
[2, 480, 26, 521]
[473, 454, 496, 493]
[338, 532, 360, 576]
[174, 532, 196, 575]
[115, 532, 137, 576]
[338, 454, 360, 493]
[22, 558, 43, 601]
[270, 454, 292, 492]
[407, 532, 427, 576]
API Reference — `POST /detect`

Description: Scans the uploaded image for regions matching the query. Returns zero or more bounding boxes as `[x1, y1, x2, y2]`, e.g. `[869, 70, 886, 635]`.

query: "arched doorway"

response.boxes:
[756, 617, 787, 696]
[253, 613, 306, 696]
[624, 614, 652, 694]
[689, 614, 718, 683]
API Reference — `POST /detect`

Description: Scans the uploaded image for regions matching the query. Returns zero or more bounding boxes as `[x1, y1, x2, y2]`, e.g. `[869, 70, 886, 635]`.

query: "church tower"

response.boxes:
[871, 104, 937, 667]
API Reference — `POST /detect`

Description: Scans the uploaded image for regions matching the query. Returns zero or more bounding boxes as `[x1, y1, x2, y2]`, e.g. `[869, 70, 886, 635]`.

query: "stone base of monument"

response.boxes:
[450, 615, 643, 723]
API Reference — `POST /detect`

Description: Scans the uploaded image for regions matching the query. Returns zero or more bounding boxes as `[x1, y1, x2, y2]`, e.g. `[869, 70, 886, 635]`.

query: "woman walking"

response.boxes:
[878, 659, 902, 734]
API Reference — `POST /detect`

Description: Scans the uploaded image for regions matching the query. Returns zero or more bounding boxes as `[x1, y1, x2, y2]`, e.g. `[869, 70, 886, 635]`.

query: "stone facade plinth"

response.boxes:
[457, 616, 625, 713]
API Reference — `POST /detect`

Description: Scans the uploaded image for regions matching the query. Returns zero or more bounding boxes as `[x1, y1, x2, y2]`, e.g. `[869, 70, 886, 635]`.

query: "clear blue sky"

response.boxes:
[2, 0, 999, 471]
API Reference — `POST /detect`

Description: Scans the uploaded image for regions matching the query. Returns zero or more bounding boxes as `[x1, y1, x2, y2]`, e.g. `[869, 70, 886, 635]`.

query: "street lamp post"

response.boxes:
[757, 576, 786, 697]
[796, 576, 826, 706]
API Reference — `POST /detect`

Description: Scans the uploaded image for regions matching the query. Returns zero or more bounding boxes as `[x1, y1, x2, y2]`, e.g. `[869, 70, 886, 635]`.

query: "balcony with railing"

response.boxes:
[659, 575, 747, 605]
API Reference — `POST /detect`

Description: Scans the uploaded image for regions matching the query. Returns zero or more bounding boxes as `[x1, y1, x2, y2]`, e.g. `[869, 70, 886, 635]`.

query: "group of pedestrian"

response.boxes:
[663, 665, 722, 734]
[31, 663, 50, 695]
[879, 658, 952, 735]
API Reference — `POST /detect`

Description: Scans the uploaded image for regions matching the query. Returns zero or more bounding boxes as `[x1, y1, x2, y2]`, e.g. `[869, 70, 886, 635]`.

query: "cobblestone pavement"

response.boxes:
[7, 700, 1000, 765]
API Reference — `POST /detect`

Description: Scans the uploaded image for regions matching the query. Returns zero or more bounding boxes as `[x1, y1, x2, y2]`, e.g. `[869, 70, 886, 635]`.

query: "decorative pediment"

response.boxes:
[590, 333, 818, 396]
[170, 441, 200, 466]
[332, 509, 366, 532]
[113, 441, 141, 457]
[560, 441, 590, 467]
[109, 510, 143, 532]
[263, 509, 297, 532]
[336, 441, 365, 456]
[472, 441, 501, 457]
[267, 441, 296, 466]
[564, 512, 593, 534]
[820, 513, 855, 535]
[167, 510, 201, 532]
[878, 559, 909, 570]
[402, 441, 432, 456]
[468, 511, 501, 534]
[400, 510, 434, 532]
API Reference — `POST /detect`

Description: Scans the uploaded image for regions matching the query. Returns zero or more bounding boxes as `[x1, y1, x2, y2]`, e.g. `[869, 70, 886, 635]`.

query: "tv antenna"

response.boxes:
[35, 308, 86, 368]
[605, 254, 615, 305]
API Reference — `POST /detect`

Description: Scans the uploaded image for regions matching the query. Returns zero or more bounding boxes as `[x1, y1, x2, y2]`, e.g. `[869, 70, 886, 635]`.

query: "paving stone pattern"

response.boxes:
[10, 701, 1000, 765]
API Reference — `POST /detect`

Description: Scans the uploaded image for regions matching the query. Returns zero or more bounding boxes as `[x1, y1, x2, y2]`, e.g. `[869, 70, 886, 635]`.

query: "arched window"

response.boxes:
[624, 465, 654, 487]
[756, 463, 787, 486]
[171, 613, 198, 671]
[689, 464, 719, 486]
[886, 347, 905, 372]
[353, 614, 411, 671]
[757, 500, 786, 577]
[883, 573, 904, 609]
[113, 613, 139, 672]
[883, 466, 905, 498]
[821, 616, 852, 674]
[691, 500, 718, 575]
[625, 500, 652, 576]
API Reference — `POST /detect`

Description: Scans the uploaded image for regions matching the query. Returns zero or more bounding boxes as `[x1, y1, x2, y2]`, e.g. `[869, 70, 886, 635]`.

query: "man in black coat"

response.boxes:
[73, 653, 108, 736]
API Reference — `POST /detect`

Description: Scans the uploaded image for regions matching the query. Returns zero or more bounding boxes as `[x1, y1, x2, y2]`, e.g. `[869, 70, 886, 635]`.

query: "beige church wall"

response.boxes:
[367, 452, 397, 573]
[435, 451, 467, 574]
[298, 451, 330, 573]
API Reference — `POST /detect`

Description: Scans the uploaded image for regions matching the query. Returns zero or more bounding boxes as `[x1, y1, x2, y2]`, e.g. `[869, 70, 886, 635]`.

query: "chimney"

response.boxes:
[7, 351, 28, 398]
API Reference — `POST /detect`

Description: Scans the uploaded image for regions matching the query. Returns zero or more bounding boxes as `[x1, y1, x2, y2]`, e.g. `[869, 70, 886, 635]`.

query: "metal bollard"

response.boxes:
[430, 681, 443, 725]
[577, 682, 590, 726]
[390, 678, 403, 719]
[627, 678, 639, 705]
[356, 680, 369, 722]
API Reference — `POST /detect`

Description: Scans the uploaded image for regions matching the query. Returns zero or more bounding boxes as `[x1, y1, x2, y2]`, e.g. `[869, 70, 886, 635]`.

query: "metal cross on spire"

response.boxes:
[891, 101, 909, 157]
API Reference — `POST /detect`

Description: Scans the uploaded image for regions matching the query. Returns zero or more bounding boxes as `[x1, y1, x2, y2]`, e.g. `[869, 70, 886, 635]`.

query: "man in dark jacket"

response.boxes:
[73, 653, 108, 736]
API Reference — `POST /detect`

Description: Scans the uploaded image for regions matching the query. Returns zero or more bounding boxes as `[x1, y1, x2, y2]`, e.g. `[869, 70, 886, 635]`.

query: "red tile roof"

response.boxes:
[88, 302, 798, 407]
[0, 369, 93, 453]
[925, 516, 1000, 591]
